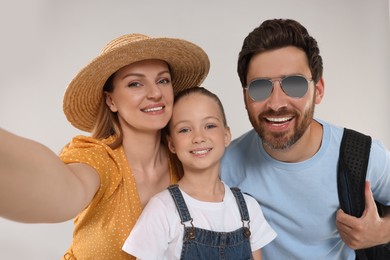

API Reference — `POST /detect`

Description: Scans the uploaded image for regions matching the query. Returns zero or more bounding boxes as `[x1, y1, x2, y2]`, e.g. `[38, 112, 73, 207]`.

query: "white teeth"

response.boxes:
[267, 116, 292, 122]
[143, 106, 163, 112]
[191, 149, 211, 155]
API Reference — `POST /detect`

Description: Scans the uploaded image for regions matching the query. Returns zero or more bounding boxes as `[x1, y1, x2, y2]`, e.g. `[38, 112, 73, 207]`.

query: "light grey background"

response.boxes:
[1, 0, 389, 259]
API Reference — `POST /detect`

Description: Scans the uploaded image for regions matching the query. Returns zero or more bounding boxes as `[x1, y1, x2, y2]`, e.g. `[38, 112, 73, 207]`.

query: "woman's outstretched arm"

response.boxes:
[0, 128, 100, 223]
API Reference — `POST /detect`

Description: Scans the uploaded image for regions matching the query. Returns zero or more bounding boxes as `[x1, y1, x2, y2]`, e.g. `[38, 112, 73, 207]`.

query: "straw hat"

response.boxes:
[63, 34, 210, 132]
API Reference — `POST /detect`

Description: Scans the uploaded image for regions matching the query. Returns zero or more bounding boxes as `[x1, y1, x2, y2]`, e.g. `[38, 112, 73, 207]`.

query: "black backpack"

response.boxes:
[337, 128, 390, 260]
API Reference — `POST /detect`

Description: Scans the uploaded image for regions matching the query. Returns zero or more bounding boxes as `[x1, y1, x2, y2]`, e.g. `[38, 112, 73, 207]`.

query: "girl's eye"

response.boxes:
[178, 128, 190, 134]
[206, 124, 217, 130]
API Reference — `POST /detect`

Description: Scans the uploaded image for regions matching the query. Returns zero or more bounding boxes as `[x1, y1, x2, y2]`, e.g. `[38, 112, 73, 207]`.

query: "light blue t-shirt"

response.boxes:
[221, 119, 390, 260]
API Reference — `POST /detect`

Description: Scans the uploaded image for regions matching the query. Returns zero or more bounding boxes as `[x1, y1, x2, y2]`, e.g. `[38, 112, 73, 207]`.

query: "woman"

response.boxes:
[0, 33, 209, 259]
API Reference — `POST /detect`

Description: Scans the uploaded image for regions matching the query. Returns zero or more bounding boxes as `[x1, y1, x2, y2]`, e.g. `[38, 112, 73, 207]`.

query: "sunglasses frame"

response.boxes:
[245, 74, 313, 102]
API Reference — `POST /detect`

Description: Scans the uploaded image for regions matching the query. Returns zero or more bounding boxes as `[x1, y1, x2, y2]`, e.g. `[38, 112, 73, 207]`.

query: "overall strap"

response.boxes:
[230, 187, 250, 222]
[167, 184, 193, 223]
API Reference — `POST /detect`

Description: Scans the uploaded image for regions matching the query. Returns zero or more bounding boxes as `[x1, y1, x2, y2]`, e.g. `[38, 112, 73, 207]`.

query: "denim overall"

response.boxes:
[167, 184, 253, 260]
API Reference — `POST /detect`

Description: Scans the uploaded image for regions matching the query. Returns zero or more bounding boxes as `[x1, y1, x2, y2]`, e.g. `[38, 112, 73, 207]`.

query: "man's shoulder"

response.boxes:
[223, 129, 259, 165]
[229, 129, 258, 148]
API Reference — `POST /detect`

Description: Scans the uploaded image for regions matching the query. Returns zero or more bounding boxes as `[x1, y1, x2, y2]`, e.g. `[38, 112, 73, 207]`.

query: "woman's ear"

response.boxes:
[167, 135, 176, 154]
[105, 92, 118, 112]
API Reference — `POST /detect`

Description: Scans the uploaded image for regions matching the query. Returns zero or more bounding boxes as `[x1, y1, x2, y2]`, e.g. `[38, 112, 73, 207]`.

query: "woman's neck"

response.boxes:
[121, 128, 165, 171]
[121, 128, 171, 208]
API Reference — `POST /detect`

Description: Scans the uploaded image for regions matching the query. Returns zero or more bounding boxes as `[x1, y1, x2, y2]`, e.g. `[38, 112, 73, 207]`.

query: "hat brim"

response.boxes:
[63, 37, 210, 132]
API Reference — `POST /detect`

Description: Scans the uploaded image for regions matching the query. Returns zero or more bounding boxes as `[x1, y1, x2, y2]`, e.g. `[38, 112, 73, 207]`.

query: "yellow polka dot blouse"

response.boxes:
[59, 135, 178, 259]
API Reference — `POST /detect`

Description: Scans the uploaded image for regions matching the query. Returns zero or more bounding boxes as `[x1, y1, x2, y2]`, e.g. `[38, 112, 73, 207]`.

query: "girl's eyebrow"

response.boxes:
[171, 116, 221, 128]
[203, 116, 221, 122]
[171, 119, 190, 129]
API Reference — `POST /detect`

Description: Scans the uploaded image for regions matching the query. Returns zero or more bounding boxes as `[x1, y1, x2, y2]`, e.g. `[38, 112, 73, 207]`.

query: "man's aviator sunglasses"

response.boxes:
[245, 75, 313, 102]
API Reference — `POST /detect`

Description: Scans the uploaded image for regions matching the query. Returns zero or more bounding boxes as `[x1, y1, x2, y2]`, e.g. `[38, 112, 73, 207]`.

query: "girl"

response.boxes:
[122, 87, 276, 259]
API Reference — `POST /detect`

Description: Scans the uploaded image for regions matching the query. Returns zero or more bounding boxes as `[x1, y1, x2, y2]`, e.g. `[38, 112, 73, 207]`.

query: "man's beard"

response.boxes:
[248, 102, 315, 150]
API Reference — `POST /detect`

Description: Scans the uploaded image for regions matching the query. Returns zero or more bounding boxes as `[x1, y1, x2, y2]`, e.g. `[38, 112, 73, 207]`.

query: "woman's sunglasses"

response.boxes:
[245, 75, 313, 102]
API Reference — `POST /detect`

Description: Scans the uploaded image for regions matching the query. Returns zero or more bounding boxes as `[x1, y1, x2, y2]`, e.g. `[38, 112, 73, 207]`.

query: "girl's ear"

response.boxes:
[105, 92, 118, 112]
[224, 126, 232, 147]
[167, 135, 176, 154]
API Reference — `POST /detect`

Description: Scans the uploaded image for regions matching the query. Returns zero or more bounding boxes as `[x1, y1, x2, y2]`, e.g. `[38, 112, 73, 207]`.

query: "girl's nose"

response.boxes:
[192, 130, 206, 144]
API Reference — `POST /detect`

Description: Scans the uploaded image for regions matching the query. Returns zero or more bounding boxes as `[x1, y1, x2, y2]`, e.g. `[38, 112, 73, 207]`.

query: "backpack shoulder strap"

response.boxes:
[337, 128, 372, 217]
[337, 128, 390, 259]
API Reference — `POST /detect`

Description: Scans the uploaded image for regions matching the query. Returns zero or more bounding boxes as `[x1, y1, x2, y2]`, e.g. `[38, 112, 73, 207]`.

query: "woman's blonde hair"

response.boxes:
[91, 73, 123, 149]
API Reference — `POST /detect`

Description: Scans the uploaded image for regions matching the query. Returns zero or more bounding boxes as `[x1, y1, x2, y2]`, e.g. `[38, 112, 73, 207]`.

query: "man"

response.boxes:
[221, 19, 390, 259]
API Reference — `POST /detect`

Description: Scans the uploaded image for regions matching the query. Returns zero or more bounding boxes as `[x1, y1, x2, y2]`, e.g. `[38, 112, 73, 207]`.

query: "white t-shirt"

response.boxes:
[122, 182, 276, 260]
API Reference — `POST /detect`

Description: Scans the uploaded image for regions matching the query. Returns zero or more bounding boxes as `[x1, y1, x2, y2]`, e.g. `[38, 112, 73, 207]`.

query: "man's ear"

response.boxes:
[314, 77, 325, 104]
[243, 88, 248, 110]
[105, 92, 118, 112]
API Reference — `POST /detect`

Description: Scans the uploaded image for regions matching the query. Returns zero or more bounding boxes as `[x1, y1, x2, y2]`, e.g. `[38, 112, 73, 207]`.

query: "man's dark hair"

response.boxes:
[237, 19, 323, 87]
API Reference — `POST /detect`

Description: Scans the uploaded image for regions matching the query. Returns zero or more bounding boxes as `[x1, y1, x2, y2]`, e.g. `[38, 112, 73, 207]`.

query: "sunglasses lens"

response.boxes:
[282, 76, 308, 98]
[248, 79, 273, 101]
